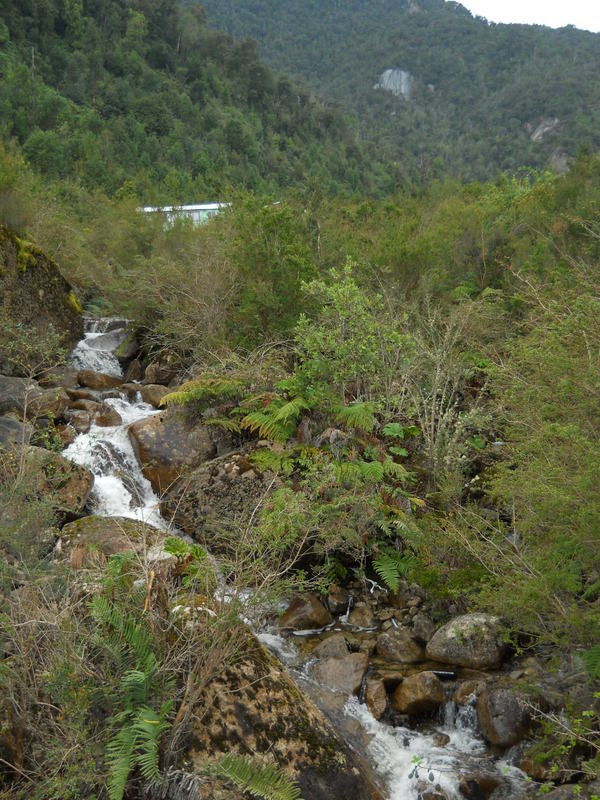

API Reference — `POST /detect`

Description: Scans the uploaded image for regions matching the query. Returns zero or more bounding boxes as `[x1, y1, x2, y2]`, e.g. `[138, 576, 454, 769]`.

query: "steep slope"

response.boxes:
[0, 0, 395, 198]
[196, 0, 600, 181]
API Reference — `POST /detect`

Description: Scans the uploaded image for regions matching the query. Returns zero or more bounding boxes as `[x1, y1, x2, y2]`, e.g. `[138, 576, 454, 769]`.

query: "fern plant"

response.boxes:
[160, 375, 246, 408]
[372, 549, 416, 593]
[336, 401, 376, 433]
[212, 754, 302, 800]
[239, 393, 311, 442]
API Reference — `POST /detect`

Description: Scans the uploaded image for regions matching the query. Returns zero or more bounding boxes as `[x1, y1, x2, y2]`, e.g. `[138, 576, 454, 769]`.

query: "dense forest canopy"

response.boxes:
[196, 0, 600, 182]
[0, 0, 397, 199]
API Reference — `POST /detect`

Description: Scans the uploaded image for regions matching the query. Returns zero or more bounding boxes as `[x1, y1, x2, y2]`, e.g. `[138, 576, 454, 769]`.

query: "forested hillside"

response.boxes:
[197, 0, 600, 182]
[0, 0, 396, 199]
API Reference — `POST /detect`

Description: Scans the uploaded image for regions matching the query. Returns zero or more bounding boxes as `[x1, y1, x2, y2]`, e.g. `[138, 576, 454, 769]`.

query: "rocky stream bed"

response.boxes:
[2, 317, 596, 800]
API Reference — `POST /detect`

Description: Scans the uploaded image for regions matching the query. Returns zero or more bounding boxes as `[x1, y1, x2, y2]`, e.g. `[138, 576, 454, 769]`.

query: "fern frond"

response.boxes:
[202, 416, 241, 433]
[383, 458, 409, 481]
[240, 410, 295, 442]
[160, 376, 245, 408]
[582, 645, 600, 679]
[107, 723, 137, 800]
[132, 705, 170, 782]
[215, 754, 302, 800]
[336, 401, 376, 432]
[358, 460, 385, 482]
[372, 550, 415, 593]
[272, 396, 310, 424]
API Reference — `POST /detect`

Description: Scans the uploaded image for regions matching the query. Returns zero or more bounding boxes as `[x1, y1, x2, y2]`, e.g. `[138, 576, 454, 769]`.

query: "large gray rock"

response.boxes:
[391, 671, 445, 715]
[0, 376, 42, 415]
[27, 386, 69, 420]
[0, 415, 33, 448]
[128, 408, 219, 493]
[278, 593, 333, 631]
[376, 627, 424, 663]
[477, 687, 531, 747]
[426, 614, 506, 669]
[312, 653, 368, 695]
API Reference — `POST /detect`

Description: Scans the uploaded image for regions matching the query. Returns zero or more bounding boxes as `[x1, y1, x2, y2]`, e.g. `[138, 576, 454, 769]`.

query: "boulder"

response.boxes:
[143, 360, 178, 386]
[20, 446, 93, 521]
[38, 366, 80, 390]
[313, 633, 348, 659]
[426, 614, 506, 669]
[458, 773, 502, 800]
[69, 410, 91, 434]
[189, 634, 384, 800]
[0, 415, 33, 448]
[278, 593, 333, 631]
[411, 611, 435, 643]
[56, 424, 77, 447]
[139, 383, 169, 408]
[365, 675, 388, 720]
[477, 687, 530, 747]
[124, 358, 143, 382]
[0, 376, 42, 415]
[69, 398, 103, 414]
[0, 226, 83, 374]
[349, 602, 376, 628]
[27, 386, 69, 420]
[453, 680, 483, 706]
[128, 408, 220, 494]
[312, 653, 368, 695]
[327, 584, 351, 615]
[59, 516, 169, 569]
[376, 627, 425, 663]
[77, 369, 123, 391]
[93, 405, 122, 427]
[391, 671, 445, 715]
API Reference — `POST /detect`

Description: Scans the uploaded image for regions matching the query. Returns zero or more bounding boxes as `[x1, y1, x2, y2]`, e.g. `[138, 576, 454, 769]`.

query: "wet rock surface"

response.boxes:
[391, 670, 445, 714]
[278, 593, 333, 630]
[312, 652, 369, 694]
[477, 686, 531, 747]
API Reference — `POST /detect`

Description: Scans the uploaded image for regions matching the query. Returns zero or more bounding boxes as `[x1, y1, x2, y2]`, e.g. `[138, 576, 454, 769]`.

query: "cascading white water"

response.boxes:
[64, 319, 167, 530]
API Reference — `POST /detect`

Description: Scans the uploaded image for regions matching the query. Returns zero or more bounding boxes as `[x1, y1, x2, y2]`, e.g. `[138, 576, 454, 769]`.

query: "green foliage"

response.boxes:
[200, 0, 600, 183]
[213, 754, 302, 800]
[372, 549, 415, 593]
[239, 393, 310, 442]
[582, 647, 600, 681]
[161, 376, 246, 408]
[336, 401, 376, 433]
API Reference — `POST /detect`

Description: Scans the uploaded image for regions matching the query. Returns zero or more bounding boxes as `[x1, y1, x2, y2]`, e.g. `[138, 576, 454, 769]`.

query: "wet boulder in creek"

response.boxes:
[458, 772, 502, 799]
[312, 632, 348, 659]
[376, 627, 425, 663]
[365, 674, 388, 720]
[426, 614, 507, 670]
[391, 670, 445, 715]
[128, 407, 225, 494]
[187, 634, 385, 800]
[312, 652, 369, 695]
[327, 583, 351, 614]
[476, 686, 531, 747]
[77, 369, 123, 391]
[278, 593, 333, 630]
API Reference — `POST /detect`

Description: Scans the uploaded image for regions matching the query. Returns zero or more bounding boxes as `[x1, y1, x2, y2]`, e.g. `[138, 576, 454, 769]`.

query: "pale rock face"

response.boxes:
[426, 613, 506, 669]
[374, 68, 415, 99]
[526, 117, 560, 143]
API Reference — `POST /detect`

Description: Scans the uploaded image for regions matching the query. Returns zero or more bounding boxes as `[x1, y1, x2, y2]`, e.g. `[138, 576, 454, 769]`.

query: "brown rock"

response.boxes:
[477, 687, 530, 747]
[411, 611, 435, 643]
[60, 516, 169, 568]
[69, 410, 91, 434]
[365, 675, 388, 719]
[190, 635, 385, 800]
[453, 680, 482, 706]
[458, 773, 501, 799]
[143, 361, 177, 386]
[38, 366, 80, 390]
[327, 584, 351, 614]
[313, 633, 348, 659]
[391, 671, 445, 715]
[376, 627, 425, 663]
[426, 614, 506, 670]
[312, 653, 368, 695]
[93, 405, 122, 427]
[278, 593, 333, 631]
[139, 383, 170, 408]
[349, 602, 376, 628]
[120, 382, 140, 400]
[66, 387, 97, 401]
[77, 369, 123, 390]
[128, 409, 218, 493]
[57, 424, 77, 447]
[27, 386, 69, 420]
[70, 398, 103, 414]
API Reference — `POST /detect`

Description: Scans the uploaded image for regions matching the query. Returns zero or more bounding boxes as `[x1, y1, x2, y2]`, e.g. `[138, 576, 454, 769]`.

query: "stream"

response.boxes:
[64, 318, 526, 800]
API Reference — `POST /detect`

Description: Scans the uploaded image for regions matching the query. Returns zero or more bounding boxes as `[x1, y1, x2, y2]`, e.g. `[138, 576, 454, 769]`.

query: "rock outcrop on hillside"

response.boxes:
[0, 226, 83, 376]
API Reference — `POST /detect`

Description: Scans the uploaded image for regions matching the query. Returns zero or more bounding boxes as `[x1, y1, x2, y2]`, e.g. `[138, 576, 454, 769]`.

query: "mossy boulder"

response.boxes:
[187, 634, 384, 800]
[0, 226, 83, 375]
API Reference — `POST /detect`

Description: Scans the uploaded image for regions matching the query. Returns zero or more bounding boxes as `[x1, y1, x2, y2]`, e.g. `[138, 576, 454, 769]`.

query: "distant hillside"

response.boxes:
[195, 0, 600, 181]
[0, 0, 396, 199]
